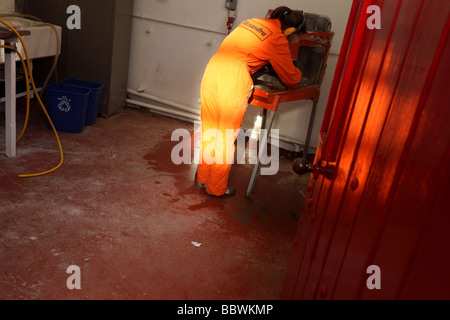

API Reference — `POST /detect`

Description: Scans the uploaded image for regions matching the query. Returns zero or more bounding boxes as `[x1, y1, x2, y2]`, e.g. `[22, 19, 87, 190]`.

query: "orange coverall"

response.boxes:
[197, 18, 302, 196]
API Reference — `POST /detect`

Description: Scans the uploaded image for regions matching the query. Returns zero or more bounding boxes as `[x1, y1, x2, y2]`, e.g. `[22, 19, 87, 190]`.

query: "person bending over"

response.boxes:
[197, 6, 305, 196]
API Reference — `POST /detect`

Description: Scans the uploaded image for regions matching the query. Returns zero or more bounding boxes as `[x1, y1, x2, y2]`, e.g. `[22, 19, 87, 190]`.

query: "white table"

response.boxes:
[1, 30, 30, 157]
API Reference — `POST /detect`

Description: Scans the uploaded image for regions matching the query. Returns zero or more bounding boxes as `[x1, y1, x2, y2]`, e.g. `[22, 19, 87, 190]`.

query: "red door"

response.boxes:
[282, 0, 450, 300]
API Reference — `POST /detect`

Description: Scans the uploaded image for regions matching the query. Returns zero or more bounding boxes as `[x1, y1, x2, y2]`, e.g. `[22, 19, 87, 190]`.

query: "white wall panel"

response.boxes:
[128, 0, 352, 150]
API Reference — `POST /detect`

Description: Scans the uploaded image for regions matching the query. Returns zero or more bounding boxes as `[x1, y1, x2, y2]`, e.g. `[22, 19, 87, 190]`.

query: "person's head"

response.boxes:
[270, 6, 306, 38]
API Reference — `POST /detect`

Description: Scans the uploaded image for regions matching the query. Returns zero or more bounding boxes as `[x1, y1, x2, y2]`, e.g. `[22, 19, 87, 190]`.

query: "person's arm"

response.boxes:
[268, 35, 302, 88]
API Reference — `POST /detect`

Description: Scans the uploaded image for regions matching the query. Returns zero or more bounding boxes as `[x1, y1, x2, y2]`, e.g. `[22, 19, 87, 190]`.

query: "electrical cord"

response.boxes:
[0, 18, 64, 178]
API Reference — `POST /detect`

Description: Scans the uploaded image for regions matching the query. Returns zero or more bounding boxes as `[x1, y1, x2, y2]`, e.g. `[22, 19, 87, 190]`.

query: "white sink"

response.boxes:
[0, 17, 61, 63]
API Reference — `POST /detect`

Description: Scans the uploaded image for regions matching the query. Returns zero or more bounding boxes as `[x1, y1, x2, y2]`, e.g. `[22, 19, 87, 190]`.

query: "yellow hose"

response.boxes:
[0, 18, 64, 178]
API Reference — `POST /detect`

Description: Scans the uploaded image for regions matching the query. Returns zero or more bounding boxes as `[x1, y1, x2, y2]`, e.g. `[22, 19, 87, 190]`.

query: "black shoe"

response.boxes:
[224, 187, 236, 196]
[206, 187, 236, 197]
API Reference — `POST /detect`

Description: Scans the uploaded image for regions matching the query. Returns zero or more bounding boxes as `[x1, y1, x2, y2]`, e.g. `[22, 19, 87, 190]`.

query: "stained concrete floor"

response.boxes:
[0, 98, 309, 300]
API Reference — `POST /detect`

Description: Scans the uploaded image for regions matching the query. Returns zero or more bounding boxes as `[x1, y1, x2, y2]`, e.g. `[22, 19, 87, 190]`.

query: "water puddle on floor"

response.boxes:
[143, 133, 200, 196]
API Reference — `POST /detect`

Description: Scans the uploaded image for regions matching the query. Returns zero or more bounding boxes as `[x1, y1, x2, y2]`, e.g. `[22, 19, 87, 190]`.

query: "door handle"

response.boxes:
[292, 158, 334, 180]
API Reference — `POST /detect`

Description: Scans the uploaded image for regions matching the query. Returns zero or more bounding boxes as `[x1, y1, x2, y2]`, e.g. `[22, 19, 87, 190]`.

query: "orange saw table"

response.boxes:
[245, 31, 334, 198]
[246, 83, 320, 198]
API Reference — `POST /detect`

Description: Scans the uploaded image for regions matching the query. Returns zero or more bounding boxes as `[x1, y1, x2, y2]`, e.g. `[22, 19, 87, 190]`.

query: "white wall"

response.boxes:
[0, 0, 15, 13]
[127, 0, 352, 150]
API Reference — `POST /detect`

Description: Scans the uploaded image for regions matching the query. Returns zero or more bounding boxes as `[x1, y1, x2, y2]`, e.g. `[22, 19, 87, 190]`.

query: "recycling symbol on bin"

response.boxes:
[58, 96, 71, 113]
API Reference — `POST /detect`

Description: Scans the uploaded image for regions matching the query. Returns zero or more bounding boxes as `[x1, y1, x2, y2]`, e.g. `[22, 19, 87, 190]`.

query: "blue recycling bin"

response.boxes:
[46, 83, 90, 133]
[61, 78, 104, 125]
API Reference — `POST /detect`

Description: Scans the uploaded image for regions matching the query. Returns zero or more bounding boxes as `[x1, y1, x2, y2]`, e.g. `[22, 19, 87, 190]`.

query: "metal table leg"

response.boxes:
[303, 100, 318, 160]
[5, 41, 17, 157]
[246, 110, 276, 198]
[261, 109, 267, 130]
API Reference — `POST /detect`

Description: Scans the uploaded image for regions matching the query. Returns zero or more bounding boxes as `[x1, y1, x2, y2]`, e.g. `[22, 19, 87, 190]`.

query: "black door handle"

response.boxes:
[292, 158, 334, 180]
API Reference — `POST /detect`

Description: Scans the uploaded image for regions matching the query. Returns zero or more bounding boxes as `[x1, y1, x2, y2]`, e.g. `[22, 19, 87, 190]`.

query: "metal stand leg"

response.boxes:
[303, 100, 318, 160]
[5, 42, 17, 157]
[246, 110, 276, 198]
[261, 109, 267, 130]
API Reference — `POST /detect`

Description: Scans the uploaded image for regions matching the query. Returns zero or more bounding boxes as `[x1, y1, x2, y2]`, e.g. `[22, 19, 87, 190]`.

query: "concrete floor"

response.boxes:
[0, 99, 309, 300]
